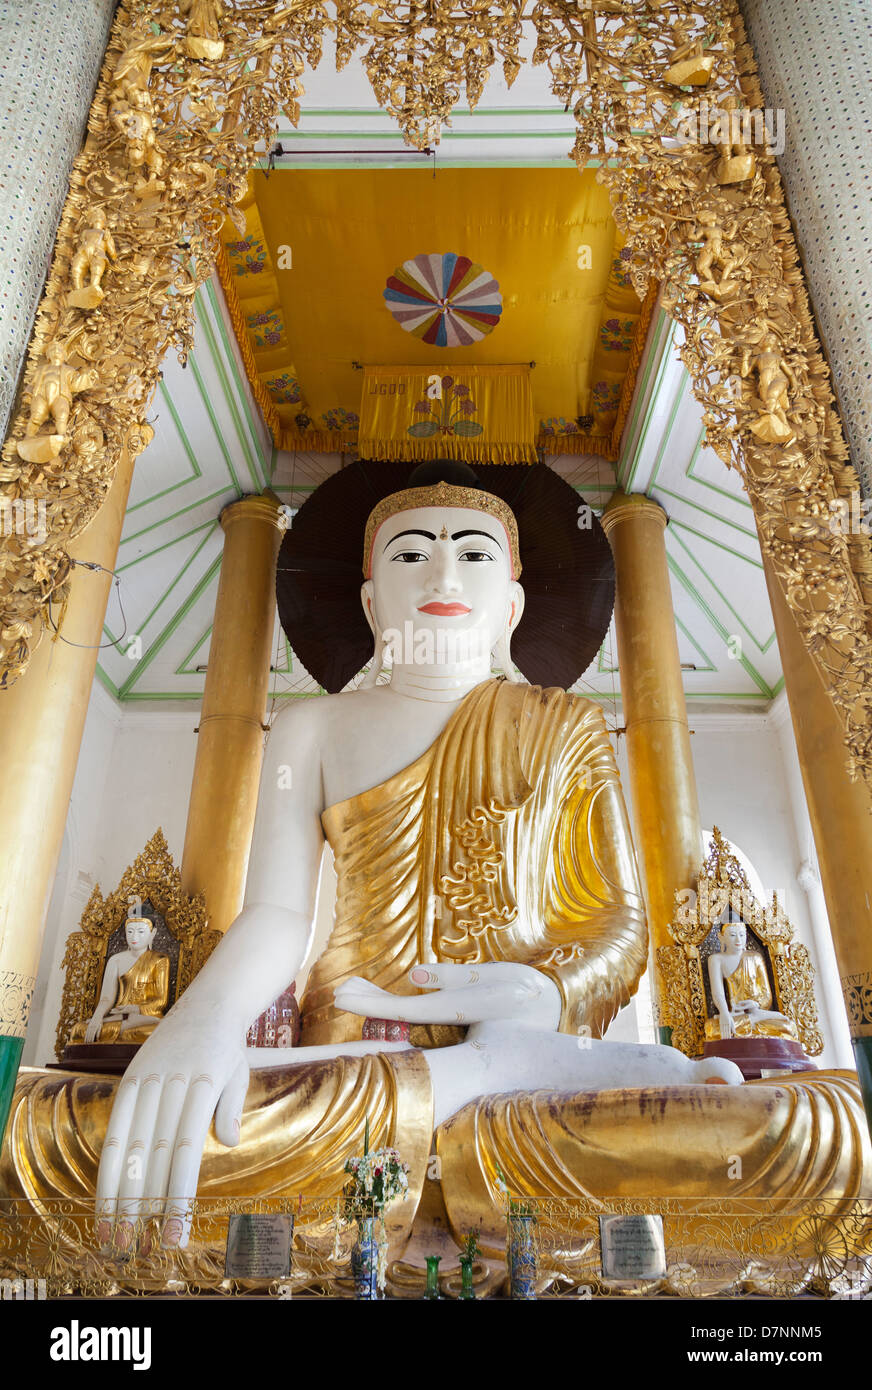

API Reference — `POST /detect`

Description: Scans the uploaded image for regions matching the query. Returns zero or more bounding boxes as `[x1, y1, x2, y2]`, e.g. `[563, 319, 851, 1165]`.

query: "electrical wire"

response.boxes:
[45, 560, 131, 652]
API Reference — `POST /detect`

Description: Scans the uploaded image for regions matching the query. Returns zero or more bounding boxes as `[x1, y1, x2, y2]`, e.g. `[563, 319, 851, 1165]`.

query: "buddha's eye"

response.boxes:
[459, 549, 495, 563]
[390, 550, 429, 563]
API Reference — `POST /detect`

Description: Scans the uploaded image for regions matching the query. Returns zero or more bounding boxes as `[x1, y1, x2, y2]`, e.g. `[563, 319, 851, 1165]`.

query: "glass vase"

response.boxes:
[507, 1213, 538, 1299]
[458, 1253, 476, 1300]
[351, 1215, 381, 1300]
[423, 1254, 442, 1300]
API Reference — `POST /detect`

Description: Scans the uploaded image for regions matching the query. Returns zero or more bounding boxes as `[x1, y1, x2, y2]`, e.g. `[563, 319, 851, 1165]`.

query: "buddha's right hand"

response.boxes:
[95, 1008, 250, 1252]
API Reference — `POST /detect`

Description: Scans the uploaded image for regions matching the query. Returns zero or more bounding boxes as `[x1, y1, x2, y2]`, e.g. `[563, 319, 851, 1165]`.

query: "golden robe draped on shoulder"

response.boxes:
[69, 950, 169, 1044]
[301, 678, 647, 1045]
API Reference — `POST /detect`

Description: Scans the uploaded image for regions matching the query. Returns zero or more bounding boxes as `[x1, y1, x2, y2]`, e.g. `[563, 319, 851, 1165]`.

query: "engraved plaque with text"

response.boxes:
[224, 1213, 294, 1280]
[598, 1213, 666, 1281]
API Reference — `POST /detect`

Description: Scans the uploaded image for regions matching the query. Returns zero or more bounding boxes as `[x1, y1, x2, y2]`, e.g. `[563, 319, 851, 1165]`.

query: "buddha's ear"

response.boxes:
[361, 580, 376, 636]
[507, 580, 525, 634]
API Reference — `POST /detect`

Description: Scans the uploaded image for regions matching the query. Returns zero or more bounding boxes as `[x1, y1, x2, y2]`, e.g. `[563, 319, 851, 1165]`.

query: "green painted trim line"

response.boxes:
[259, 157, 594, 170]
[620, 316, 678, 494]
[200, 281, 271, 485]
[187, 350, 244, 495]
[647, 371, 687, 496]
[852, 1036, 872, 1142]
[117, 553, 223, 699]
[113, 687, 777, 703]
[124, 526, 220, 672]
[669, 518, 763, 571]
[194, 302, 265, 494]
[282, 106, 574, 118]
[668, 522, 777, 658]
[275, 127, 576, 142]
[94, 662, 123, 700]
[116, 517, 218, 572]
[119, 488, 232, 546]
[666, 550, 773, 698]
[686, 431, 753, 511]
[621, 309, 673, 472]
[124, 381, 202, 516]
[674, 614, 716, 672]
[176, 621, 213, 677]
[617, 310, 671, 476]
[770, 675, 785, 696]
[0, 1035, 24, 1152]
[656, 484, 758, 544]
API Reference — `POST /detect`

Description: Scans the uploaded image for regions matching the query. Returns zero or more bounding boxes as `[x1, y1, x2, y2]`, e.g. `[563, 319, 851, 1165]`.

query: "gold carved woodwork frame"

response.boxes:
[2, 1, 871, 790]
[55, 828, 219, 1060]
[657, 827, 823, 1059]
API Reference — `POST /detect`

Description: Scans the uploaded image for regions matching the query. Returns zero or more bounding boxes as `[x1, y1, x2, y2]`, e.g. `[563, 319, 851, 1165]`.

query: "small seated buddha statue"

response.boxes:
[70, 917, 170, 1045]
[705, 920, 796, 1041]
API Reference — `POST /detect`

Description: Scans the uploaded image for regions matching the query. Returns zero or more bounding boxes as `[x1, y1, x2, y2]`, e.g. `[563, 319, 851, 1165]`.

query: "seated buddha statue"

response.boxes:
[705, 920, 796, 1041]
[69, 916, 170, 1045]
[3, 461, 867, 1270]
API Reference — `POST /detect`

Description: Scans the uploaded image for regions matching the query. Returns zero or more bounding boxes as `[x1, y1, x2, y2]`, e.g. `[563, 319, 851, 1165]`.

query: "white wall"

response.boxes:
[25, 679, 854, 1072]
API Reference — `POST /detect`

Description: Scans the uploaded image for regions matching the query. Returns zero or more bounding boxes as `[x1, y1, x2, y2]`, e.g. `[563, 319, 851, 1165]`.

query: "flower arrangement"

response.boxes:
[341, 1119, 410, 1223]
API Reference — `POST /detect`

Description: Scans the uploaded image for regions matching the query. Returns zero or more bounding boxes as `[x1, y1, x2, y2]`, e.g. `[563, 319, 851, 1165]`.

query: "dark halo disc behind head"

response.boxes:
[276, 458, 615, 692]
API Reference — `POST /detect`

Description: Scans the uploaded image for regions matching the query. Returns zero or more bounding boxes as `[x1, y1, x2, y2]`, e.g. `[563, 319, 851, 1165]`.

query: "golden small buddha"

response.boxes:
[705, 920, 796, 1041]
[69, 917, 169, 1045]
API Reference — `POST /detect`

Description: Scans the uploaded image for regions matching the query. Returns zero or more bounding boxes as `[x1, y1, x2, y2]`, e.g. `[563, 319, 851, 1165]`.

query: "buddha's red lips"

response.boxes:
[417, 602, 471, 616]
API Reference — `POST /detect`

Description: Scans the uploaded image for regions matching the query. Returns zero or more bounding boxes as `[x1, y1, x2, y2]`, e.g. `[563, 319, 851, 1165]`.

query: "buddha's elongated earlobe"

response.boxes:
[361, 627, 389, 688]
[494, 588, 525, 683]
[359, 578, 387, 687]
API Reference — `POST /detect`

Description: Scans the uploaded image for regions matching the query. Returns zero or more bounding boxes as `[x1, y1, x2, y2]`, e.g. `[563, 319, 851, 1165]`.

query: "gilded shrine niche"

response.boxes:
[55, 829, 219, 1066]
[658, 828, 823, 1065]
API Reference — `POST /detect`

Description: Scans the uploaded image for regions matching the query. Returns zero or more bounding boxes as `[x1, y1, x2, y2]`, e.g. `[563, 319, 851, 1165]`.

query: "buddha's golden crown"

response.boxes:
[363, 481, 521, 578]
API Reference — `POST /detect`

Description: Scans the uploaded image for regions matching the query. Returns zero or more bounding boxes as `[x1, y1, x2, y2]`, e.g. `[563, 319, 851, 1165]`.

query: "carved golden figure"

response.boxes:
[110, 87, 164, 190]
[713, 95, 757, 184]
[69, 918, 169, 1045]
[692, 209, 740, 299]
[705, 920, 796, 1041]
[16, 341, 97, 464]
[740, 330, 799, 443]
[181, 0, 225, 62]
[69, 209, 117, 311]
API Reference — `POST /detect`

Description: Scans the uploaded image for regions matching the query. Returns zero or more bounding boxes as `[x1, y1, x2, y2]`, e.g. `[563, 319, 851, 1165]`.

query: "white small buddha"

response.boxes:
[72, 917, 170, 1045]
[706, 920, 795, 1041]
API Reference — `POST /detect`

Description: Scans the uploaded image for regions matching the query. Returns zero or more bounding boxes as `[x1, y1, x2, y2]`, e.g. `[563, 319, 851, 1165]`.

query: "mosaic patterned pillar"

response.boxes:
[0, 0, 115, 439]
[740, 0, 872, 491]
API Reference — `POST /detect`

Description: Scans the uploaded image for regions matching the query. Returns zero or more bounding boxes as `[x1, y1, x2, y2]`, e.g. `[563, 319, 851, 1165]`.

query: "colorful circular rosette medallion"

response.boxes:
[383, 253, 502, 347]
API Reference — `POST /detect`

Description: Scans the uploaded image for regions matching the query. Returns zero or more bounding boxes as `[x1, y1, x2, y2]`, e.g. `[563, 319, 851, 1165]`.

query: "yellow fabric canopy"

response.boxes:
[358, 364, 537, 464]
[219, 167, 652, 458]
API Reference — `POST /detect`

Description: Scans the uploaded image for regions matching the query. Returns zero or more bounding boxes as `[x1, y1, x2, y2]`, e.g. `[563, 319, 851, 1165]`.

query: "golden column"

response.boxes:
[180, 493, 282, 935]
[764, 561, 872, 1134]
[0, 448, 135, 1140]
[601, 491, 703, 1044]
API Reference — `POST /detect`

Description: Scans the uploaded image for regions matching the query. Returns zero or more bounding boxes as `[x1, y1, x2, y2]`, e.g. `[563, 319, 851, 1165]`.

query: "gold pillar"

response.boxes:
[0, 448, 135, 1135]
[764, 560, 872, 1132]
[601, 491, 702, 1043]
[180, 493, 282, 934]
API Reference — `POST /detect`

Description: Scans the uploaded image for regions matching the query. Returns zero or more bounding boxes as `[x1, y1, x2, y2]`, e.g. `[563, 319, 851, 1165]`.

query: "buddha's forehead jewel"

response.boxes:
[363, 482, 521, 579]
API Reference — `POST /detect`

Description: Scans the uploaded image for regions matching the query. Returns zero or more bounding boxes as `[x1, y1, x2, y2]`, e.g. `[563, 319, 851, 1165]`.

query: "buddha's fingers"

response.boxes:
[410, 963, 486, 989]
[134, 1072, 190, 1218]
[96, 1075, 141, 1233]
[115, 1072, 164, 1224]
[161, 1074, 220, 1248]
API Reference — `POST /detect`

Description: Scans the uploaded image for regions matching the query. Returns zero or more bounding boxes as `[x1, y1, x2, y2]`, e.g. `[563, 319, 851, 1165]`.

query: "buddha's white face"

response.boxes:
[125, 918, 155, 952]
[720, 921, 746, 953]
[362, 505, 523, 668]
